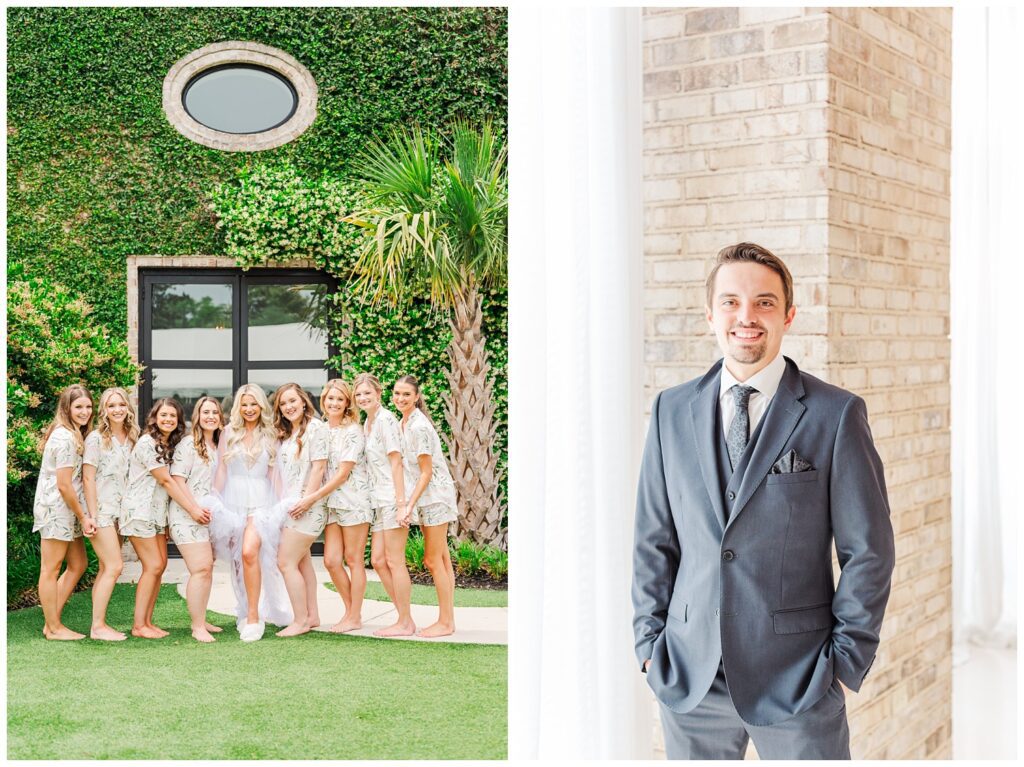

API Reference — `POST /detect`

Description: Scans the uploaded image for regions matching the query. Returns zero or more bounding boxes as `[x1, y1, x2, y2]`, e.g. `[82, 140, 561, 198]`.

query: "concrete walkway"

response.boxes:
[119, 557, 507, 646]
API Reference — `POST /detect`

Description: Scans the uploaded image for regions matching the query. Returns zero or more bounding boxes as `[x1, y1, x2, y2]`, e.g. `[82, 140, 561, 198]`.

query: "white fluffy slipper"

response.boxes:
[239, 621, 265, 642]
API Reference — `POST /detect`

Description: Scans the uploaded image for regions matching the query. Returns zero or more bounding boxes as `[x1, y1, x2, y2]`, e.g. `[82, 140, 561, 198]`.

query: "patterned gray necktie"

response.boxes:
[727, 384, 757, 471]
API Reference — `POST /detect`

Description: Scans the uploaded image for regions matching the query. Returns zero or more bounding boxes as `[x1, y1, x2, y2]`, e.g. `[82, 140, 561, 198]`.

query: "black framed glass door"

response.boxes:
[139, 268, 337, 422]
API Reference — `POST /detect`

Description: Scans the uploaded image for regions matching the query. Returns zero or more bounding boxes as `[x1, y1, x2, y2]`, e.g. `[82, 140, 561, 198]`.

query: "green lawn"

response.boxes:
[325, 580, 508, 608]
[7, 584, 507, 760]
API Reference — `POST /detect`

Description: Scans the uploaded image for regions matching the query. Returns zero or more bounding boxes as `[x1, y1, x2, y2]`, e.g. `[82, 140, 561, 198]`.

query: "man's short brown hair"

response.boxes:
[705, 242, 794, 313]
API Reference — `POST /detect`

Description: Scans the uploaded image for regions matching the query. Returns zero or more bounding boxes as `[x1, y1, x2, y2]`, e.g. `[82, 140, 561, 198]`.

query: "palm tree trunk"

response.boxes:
[440, 284, 505, 548]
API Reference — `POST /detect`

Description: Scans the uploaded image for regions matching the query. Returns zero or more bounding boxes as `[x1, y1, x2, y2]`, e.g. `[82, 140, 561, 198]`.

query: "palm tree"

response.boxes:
[347, 120, 507, 547]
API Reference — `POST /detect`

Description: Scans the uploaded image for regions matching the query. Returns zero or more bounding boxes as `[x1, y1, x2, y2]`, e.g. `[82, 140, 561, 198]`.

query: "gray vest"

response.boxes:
[715, 398, 769, 521]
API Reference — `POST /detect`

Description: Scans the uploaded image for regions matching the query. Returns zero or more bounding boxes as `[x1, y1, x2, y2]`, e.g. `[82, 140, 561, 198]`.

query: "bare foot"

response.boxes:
[43, 626, 85, 641]
[131, 626, 164, 639]
[191, 627, 216, 643]
[330, 617, 362, 634]
[90, 625, 127, 641]
[373, 619, 416, 638]
[416, 621, 455, 638]
[308, 616, 320, 630]
[147, 624, 170, 638]
[204, 622, 223, 633]
[275, 622, 310, 638]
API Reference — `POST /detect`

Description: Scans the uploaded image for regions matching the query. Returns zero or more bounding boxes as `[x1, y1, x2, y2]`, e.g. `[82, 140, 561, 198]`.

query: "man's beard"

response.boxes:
[727, 332, 767, 364]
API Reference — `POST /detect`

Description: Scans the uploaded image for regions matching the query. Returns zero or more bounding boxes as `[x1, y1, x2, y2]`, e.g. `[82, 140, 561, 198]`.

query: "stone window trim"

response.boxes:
[163, 41, 318, 152]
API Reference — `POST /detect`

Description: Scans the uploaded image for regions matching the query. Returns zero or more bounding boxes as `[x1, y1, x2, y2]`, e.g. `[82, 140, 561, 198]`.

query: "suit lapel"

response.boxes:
[689, 361, 728, 532]
[726, 358, 807, 530]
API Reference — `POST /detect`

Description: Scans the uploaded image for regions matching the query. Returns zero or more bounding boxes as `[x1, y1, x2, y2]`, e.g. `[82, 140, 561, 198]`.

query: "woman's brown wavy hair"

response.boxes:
[143, 398, 187, 464]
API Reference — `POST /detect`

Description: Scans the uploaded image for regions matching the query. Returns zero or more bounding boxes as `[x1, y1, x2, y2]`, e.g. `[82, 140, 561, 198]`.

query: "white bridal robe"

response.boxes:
[204, 428, 293, 628]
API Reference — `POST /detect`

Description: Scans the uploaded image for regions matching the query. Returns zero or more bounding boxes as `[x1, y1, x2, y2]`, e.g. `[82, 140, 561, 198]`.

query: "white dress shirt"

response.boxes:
[718, 352, 787, 440]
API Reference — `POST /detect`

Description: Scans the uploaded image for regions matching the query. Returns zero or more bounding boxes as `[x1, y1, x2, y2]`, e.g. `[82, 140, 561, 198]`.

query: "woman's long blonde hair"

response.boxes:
[95, 387, 140, 451]
[320, 379, 359, 426]
[225, 384, 276, 465]
[43, 384, 93, 455]
[191, 396, 225, 463]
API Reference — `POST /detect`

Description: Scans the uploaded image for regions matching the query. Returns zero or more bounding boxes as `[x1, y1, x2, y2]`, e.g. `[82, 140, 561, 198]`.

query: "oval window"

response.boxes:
[182, 64, 298, 135]
[164, 42, 317, 151]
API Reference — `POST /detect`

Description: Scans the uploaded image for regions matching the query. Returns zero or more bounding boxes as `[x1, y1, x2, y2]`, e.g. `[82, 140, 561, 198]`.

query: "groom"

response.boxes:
[632, 243, 895, 759]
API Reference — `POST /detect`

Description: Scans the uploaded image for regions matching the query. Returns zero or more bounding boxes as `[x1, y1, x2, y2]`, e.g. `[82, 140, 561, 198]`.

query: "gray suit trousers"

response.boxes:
[659, 660, 851, 760]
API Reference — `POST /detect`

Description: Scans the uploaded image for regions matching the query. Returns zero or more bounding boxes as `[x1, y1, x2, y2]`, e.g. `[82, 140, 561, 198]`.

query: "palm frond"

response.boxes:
[349, 208, 460, 307]
[444, 119, 508, 283]
[354, 127, 436, 212]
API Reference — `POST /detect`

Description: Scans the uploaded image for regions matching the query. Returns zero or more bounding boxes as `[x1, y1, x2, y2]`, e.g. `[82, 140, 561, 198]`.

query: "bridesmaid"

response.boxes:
[319, 379, 373, 633]
[273, 383, 329, 637]
[169, 396, 225, 643]
[354, 373, 415, 637]
[121, 398, 208, 639]
[33, 384, 96, 640]
[393, 376, 459, 638]
[82, 387, 138, 641]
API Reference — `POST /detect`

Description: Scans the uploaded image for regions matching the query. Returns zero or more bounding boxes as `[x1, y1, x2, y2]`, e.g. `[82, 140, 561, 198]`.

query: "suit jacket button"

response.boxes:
[727, 491, 735, 501]
[715, 608, 721, 616]
[722, 550, 735, 561]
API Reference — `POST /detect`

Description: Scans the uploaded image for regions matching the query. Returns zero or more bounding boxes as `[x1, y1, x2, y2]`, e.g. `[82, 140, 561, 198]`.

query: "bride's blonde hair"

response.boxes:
[224, 384, 277, 464]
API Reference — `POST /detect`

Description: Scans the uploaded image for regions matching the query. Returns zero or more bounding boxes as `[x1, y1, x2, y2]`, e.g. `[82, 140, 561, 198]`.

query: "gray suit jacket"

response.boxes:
[632, 357, 895, 726]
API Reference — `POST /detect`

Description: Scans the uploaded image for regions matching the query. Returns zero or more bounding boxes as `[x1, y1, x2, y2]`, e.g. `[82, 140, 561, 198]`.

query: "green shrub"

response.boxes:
[405, 532, 426, 572]
[452, 539, 485, 576]
[6, 269, 141, 606]
[481, 546, 509, 580]
[7, 380, 40, 487]
[208, 163, 363, 272]
[398, 534, 505, 581]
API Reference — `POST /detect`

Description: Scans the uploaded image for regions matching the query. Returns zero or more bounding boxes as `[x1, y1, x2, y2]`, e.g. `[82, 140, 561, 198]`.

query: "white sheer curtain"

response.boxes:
[508, 7, 651, 759]
[950, 6, 1020, 654]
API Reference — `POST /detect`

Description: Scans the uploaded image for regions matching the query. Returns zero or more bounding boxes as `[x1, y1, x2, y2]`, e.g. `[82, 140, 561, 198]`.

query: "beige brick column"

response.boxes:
[643, 7, 951, 760]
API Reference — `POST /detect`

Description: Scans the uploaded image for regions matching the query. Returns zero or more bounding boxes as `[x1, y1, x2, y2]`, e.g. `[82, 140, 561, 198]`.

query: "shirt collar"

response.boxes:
[719, 352, 787, 402]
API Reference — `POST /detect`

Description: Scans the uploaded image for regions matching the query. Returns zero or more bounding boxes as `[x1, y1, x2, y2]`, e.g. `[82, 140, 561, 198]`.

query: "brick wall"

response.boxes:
[645, 7, 832, 391]
[642, 7, 952, 760]
[824, 8, 952, 759]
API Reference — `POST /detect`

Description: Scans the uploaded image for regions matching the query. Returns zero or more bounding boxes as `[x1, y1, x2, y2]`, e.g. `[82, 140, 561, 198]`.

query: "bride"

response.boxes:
[205, 384, 292, 641]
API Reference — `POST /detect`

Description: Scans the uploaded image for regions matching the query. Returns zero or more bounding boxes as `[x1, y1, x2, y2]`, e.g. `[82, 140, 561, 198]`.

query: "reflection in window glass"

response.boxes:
[151, 368, 234, 426]
[246, 369, 328, 415]
[183, 65, 297, 135]
[151, 283, 233, 361]
[247, 284, 328, 361]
